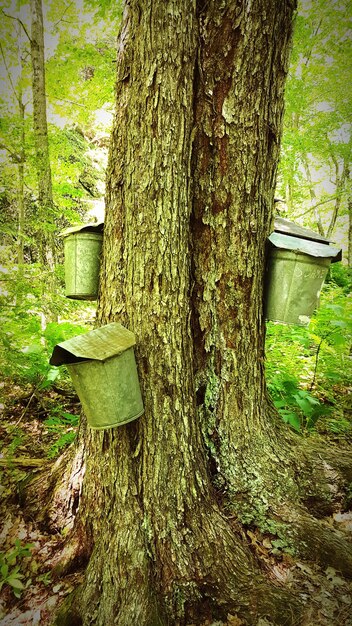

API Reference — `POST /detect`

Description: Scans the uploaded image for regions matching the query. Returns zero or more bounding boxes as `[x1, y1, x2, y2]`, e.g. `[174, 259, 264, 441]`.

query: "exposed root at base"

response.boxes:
[52, 502, 304, 626]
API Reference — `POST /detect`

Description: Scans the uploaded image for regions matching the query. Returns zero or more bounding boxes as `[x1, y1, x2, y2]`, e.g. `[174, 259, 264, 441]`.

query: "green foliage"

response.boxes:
[0, 0, 116, 284]
[0, 252, 90, 389]
[45, 0, 119, 129]
[266, 269, 352, 435]
[44, 409, 79, 458]
[7, 429, 27, 456]
[83, 0, 123, 20]
[36, 571, 51, 585]
[0, 540, 33, 598]
[326, 261, 352, 293]
[277, 0, 351, 242]
[270, 378, 329, 432]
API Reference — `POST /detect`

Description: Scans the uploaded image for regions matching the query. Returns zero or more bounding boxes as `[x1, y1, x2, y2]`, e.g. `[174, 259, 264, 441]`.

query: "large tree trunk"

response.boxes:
[46, 1, 352, 624]
[191, 0, 296, 504]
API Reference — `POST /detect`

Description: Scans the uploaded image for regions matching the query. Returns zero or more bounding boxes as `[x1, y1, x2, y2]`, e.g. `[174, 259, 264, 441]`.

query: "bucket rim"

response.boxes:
[87, 408, 144, 429]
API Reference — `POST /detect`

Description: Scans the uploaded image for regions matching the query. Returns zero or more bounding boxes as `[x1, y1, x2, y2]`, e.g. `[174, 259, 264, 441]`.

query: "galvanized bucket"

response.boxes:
[265, 227, 341, 325]
[50, 323, 144, 429]
[265, 249, 331, 325]
[64, 232, 102, 300]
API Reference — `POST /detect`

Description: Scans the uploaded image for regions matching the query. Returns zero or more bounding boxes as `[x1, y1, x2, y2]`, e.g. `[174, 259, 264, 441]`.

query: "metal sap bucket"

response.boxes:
[50, 323, 144, 429]
[264, 218, 341, 325]
[61, 222, 103, 300]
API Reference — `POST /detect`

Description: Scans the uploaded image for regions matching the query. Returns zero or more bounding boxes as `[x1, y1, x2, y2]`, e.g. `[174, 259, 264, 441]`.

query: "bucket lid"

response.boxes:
[268, 232, 342, 262]
[270, 217, 342, 263]
[274, 217, 331, 244]
[50, 323, 136, 366]
[59, 221, 104, 237]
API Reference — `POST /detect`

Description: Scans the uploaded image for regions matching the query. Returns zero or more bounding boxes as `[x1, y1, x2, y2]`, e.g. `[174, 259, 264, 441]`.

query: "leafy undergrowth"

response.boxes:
[0, 380, 83, 625]
[0, 507, 83, 626]
[266, 273, 352, 441]
[1, 382, 352, 625]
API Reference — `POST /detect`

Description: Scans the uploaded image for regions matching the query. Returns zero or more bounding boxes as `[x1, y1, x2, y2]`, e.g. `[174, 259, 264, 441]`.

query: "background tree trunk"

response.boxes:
[30, 0, 57, 321]
[302, 157, 325, 236]
[326, 152, 348, 240]
[17, 117, 25, 266]
[0, 19, 26, 266]
[348, 179, 352, 268]
[17, 18, 26, 267]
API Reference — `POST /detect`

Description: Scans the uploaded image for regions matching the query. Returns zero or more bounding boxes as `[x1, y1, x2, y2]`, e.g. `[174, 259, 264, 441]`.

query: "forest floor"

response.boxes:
[0, 380, 352, 626]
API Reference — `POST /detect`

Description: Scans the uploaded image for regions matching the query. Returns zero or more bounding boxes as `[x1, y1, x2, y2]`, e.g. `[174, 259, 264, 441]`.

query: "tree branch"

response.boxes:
[52, 1, 74, 29]
[0, 42, 19, 103]
[303, 18, 323, 69]
[309, 329, 338, 392]
[1, 9, 31, 43]
[293, 193, 347, 219]
[52, 96, 86, 108]
[0, 141, 22, 163]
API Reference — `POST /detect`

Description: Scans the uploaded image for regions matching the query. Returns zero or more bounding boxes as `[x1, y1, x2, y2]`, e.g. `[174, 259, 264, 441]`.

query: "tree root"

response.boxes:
[19, 418, 352, 624]
[216, 428, 352, 583]
[20, 439, 85, 532]
[179, 507, 303, 625]
[53, 520, 157, 626]
[296, 460, 347, 518]
[291, 437, 352, 518]
[52, 499, 303, 626]
[49, 527, 91, 578]
[52, 588, 83, 626]
[321, 445, 352, 479]
[283, 508, 352, 577]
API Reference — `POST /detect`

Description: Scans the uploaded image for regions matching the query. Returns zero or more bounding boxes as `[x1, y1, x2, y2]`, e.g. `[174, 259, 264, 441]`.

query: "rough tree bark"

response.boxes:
[32, 1, 351, 624]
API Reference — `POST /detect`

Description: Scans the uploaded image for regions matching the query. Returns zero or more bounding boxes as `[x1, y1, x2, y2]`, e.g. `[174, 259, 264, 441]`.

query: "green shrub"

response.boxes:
[265, 278, 352, 435]
[0, 540, 33, 599]
[0, 259, 89, 388]
[44, 409, 79, 458]
[326, 262, 352, 293]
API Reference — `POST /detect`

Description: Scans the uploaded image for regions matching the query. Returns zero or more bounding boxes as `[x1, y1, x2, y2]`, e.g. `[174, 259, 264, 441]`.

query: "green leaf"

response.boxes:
[330, 320, 348, 328]
[1, 563, 9, 578]
[21, 344, 43, 355]
[6, 552, 17, 566]
[46, 367, 60, 382]
[280, 410, 301, 432]
[7, 576, 25, 590]
[61, 412, 79, 423]
[274, 400, 287, 409]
